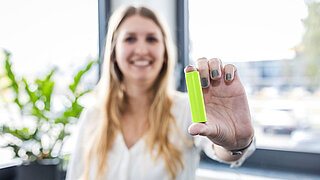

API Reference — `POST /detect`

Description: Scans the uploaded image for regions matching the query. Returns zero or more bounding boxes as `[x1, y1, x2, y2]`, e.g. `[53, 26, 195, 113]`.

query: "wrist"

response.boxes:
[228, 137, 254, 156]
[212, 144, 244, 162]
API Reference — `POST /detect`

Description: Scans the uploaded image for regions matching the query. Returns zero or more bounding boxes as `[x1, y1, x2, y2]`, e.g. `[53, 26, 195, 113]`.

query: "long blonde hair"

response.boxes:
[82, 5, 185, 179]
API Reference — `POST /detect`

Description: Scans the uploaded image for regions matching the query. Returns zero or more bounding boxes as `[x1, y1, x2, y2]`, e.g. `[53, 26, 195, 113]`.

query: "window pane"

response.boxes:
[0, 0, 98, 162]
[189, 0, 320, 152]
[0, 0, 98, 77]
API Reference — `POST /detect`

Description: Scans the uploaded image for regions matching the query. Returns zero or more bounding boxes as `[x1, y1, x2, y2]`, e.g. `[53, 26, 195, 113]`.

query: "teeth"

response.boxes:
[134, 61, 149, 66]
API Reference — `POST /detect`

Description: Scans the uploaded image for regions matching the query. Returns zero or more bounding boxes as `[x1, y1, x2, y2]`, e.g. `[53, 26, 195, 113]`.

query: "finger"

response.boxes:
[188, 123, 217, 137]
[224, 64, 237, 82]
[208, 58, 222, 80]
[188, 123, 209, 136]
[184, 65, 197, 73]
[196, 57, 210, 88]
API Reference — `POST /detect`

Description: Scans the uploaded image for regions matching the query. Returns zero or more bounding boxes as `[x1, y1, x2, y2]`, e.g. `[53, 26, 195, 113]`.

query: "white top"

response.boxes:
[66, 91, 255, 180]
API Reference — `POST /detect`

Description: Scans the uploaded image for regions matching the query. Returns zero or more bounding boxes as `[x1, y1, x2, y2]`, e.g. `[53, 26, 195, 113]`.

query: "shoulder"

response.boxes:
[66, 105, 101, 180]
[80, 106, 100, 123]
[77, 105, 102, 136]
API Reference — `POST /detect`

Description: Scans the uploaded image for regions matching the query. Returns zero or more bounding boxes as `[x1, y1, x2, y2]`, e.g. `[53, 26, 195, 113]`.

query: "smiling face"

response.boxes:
[115, 15, 166, 86]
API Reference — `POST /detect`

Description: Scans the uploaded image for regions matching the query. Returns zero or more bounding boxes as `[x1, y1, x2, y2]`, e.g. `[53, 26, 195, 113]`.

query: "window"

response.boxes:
[189, 0, 320, 153]
[0, 0, 99, 162]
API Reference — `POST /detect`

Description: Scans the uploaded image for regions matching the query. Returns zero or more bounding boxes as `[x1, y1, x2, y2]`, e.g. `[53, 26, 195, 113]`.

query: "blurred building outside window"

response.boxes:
[189, 0, 320, 153]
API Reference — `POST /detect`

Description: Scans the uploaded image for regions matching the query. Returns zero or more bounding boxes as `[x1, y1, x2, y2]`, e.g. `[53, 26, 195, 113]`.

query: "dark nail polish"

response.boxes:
[201, 78, 208, 87]
[211, 70, 219, 79]
[225, 73, 232, 81]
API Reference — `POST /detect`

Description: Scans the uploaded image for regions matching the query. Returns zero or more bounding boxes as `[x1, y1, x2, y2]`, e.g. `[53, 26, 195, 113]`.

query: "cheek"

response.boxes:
[115, 44, 131, 63]
[152, 45, 165, 61]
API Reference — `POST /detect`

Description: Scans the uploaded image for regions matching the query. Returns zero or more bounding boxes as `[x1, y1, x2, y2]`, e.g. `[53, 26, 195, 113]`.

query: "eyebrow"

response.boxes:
[125, 32, 159, 36]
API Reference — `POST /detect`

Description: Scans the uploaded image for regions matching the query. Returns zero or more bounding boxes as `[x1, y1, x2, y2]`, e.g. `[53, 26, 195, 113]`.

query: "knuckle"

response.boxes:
[209, 58, 220, 63]
[197, 57, 208, 63]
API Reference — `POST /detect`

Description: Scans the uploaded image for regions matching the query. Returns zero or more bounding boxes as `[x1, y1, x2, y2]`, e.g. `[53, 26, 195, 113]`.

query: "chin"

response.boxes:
[135, 77, 153, 82]
[132, 75, 157, 84]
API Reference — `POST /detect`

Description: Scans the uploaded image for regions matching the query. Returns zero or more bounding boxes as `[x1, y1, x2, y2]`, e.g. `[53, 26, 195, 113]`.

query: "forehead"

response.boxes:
[118, 15, 163, 36]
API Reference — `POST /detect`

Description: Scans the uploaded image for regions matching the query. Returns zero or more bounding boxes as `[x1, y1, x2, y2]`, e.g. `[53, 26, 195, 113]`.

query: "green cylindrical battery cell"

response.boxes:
[185, 71, 207, 123]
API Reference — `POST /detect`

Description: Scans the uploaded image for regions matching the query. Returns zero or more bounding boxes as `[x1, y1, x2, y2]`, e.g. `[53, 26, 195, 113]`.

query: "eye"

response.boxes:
[125, 36, 136, 42]
[146, 36, 158, 43]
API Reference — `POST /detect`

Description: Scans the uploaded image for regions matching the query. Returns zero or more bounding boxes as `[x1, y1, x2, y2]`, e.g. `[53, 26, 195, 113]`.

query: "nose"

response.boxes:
[134, 40, 148, 55]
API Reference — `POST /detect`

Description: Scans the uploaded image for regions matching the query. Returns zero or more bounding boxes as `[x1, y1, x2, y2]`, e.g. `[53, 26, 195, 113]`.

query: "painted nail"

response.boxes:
[225, 73, 232, 81]
[211, 70, 219, 79]
[201, 78, 208, 87]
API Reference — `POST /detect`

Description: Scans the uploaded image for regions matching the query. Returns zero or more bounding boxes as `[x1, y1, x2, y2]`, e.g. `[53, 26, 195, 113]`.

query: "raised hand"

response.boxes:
[185, 58, 254, 151]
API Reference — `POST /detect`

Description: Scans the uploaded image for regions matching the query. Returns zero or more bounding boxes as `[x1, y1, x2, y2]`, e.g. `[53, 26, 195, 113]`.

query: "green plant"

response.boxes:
[0, 49, 98, 162]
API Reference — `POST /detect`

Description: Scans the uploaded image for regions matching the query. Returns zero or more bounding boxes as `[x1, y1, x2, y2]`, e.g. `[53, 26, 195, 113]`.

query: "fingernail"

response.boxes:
[225, 73, 232, 81]
[211, 70, 219, 79]
[185, 65, 195, 73]
[201, 78, 208, 87]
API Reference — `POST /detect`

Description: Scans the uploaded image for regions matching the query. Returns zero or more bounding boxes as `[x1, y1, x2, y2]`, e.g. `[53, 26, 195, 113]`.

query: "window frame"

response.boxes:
[201, 148, 320, 175]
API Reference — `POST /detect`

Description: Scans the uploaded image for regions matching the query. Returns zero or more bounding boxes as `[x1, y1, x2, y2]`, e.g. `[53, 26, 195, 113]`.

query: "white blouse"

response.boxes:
[66, 91, 255, 180]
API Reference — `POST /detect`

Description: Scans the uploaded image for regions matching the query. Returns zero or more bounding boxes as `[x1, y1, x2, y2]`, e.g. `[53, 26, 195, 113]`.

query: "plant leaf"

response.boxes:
[69, 59, 98, 93]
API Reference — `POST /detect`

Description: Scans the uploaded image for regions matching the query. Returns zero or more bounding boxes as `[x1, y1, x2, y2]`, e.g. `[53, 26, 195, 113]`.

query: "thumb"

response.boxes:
[188, 123, 215, 136]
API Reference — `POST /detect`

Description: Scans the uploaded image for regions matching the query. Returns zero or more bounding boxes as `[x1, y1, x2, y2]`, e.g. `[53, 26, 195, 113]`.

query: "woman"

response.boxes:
[66, 5, 255, 180]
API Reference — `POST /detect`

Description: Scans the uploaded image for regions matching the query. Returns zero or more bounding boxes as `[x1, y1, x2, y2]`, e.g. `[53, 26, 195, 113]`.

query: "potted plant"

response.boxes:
[0, 49, 98, 180]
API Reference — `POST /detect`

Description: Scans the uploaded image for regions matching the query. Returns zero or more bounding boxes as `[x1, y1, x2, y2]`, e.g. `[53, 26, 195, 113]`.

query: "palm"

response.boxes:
[201, 73, 252, 150]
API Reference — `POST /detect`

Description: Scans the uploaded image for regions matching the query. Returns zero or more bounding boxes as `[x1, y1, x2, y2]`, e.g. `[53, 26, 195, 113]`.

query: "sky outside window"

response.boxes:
[189, 0, 307, 62]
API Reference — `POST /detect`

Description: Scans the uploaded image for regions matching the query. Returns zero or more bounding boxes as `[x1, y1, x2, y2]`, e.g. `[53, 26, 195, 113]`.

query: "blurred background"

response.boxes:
[0, 0, 320, 179]
[189, 0, 320, 153]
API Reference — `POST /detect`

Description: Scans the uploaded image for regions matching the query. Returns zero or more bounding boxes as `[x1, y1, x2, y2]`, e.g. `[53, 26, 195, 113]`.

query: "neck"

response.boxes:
[123, 79, 155, 115]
